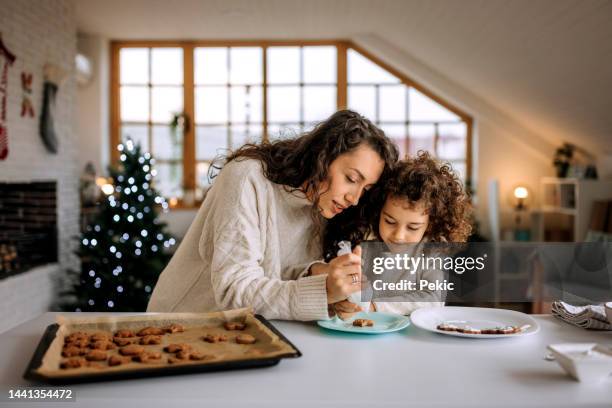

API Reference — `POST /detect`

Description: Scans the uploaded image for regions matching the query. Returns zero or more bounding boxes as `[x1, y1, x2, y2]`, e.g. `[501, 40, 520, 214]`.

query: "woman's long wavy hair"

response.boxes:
[210, 110, 400, 241]
[323, 151, 473, 261]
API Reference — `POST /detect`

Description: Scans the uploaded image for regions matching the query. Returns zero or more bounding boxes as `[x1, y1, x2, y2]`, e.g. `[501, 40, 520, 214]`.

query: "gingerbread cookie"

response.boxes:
[175, 350, 191, 360]
[90, 340, 116, 350]
[189, 351, 214, 361]
[113, 337, 136, 347]
[235, 334, 256, 344]
[64, 338, 89, 348]
[224, 322, 246, 331]
[203, 334, 228, 343]
[164, 324, 185, 333]
[163, 343, 191, 353]
[168, 356, 187, 364]
[65, 332, 89, 343]
[85, 350, 108, 361]
[133, 351, 162, 363]
[119, 344, 145, 356]
[62, 346, 86, 357]
[140, 335, 162, 345]
[352, 319, 374, 327]
[90, 332, 112, 342]
[114, 329, 136, 338]
[60, 357, 87, 369]
[137, 327, 165, 336]
[108, 355, 132, 367]
[456, 326, 481, 334]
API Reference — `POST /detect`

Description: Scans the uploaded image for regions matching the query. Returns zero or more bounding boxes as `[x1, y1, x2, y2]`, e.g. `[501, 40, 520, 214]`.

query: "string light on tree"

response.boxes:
[61, 139, 175, 312]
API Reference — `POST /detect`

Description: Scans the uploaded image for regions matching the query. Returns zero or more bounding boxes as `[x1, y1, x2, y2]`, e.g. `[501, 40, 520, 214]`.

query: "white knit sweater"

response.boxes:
[147, 159, 330, 321]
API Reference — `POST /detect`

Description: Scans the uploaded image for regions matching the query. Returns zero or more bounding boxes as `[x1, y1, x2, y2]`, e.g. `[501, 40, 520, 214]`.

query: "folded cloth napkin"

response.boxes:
[552, 301, 612, 330]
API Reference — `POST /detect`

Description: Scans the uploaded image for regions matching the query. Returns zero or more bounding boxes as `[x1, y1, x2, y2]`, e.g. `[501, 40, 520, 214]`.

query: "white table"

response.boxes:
[1, 313, 611, 407]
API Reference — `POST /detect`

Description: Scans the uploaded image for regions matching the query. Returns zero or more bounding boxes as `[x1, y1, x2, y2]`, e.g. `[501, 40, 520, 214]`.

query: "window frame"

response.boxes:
[110, 40, 473, 208]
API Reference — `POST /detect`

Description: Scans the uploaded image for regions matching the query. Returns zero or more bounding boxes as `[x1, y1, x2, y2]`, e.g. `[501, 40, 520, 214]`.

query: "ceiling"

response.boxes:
[74, 0, 612, 156]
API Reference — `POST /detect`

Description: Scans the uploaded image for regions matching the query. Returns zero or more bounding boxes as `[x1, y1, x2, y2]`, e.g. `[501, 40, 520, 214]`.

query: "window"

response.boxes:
[111, 41, 472, 206]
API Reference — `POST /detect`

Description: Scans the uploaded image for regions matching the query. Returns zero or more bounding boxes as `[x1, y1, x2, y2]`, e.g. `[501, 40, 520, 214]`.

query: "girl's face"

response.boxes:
[378, 197, 429, 245]
[314, 143, 384, 219]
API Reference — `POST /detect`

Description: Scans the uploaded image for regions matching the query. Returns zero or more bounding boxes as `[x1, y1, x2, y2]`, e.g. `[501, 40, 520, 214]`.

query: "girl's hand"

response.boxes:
[311, 246, 363, 304]
[333, 300, 362, 320]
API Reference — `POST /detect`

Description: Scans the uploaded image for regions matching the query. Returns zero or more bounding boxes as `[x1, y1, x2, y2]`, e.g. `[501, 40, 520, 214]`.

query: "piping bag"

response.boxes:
[337, 240, 371, 314]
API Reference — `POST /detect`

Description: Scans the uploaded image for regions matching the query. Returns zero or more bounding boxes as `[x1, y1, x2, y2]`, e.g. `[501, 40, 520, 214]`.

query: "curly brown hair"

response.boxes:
[323, 151, 472, 260]
[210, 110, 399, 238]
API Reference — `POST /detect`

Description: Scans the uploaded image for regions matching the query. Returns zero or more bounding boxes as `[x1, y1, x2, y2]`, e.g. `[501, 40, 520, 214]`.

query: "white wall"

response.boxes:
[76, 33, 109, 175]
[0, 0, 79, 332]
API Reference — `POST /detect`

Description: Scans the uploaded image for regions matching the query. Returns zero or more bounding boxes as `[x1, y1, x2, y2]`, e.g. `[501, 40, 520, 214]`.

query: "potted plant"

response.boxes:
[553, 143, 574, 178]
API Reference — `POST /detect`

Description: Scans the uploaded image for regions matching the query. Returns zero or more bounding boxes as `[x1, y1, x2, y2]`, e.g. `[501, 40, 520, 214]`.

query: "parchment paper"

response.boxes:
[36, 308, 297, 378]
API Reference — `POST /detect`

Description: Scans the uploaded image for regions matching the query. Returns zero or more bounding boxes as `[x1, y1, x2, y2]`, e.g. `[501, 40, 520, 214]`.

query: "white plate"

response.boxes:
[410, 306, 539, 338]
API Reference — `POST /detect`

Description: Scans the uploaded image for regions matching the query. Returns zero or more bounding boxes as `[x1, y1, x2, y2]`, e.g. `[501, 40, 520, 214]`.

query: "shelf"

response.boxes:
[540, 206, 577, 215]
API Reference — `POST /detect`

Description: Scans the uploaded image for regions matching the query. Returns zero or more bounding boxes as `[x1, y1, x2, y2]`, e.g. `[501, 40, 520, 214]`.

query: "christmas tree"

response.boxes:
[61, 139, 176, 312]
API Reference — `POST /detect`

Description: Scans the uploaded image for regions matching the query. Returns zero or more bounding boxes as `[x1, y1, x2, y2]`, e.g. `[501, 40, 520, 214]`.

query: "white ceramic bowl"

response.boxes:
[547, 343, 612, 382]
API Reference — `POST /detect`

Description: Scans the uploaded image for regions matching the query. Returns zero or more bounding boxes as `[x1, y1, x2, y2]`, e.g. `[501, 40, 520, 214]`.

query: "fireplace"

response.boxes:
[0, 181, 58, 279]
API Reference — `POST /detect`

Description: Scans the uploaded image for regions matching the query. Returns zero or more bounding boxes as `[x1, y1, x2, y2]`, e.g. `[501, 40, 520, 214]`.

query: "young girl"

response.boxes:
[324, 151, 472, 317]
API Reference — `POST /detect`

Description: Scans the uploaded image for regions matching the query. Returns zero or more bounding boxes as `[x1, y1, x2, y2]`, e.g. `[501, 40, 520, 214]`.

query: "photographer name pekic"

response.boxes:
[372, 279, 455, 291]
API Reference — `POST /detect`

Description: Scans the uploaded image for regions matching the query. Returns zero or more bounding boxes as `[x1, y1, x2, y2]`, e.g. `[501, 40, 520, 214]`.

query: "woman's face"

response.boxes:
[378, 197, 429, 245]
[314, 144, 385, 219]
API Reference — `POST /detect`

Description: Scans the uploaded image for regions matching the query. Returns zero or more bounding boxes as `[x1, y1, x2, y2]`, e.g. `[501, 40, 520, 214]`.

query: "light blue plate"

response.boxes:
[317, 311, 410, 334]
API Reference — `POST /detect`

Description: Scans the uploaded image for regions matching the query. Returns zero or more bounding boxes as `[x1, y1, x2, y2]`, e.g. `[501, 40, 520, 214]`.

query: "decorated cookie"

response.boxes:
[352, 319, 374, 327]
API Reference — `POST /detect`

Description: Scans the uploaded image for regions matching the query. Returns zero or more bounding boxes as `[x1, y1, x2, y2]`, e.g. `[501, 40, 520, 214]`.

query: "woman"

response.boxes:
[147, 110, 399, 320]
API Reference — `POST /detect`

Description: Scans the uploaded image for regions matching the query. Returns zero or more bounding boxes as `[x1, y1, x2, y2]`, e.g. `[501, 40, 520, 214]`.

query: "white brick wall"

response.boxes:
[0, 0, 78, 333]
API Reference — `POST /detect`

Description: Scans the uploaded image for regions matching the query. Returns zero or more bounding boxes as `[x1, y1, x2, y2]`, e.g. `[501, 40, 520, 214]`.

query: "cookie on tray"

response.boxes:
[224, 321, 246, 331]
[137, 327, 165, 336]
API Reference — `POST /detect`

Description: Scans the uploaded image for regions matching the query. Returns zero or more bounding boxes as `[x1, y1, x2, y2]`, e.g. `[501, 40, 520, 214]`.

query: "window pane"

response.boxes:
[196, 162, 212, 190]
[230, 47, 262, 85]
[121, 125, 149, 153]
[196, 126, 228, 160]
[151, 48, 183, 85]
[268, 123, 300, 140]
[231, 85, 263, 123]
[120, 86, 149, 121]
[438, 123, 467, 161]
[409, 88, 460, 121]
[195, 87, 228, 124]
[448, 161, 466, 181]
[154, 162, 183, 199]
[152, 125, 182, 160]
[231, 124, 263, 150]
[303, 46, 336, 84]
[303, 86, 336, 122]
[268, 86, 300, 122]
[120, 48, 148, 84]
[151, 87, 183, 123]
[195, 47, 228, 85]
[348, 85, 376, 120]
[380, 124, 407, 159]
[267, 47, 300, 84]
[379, 85, 406, 122]
[408, 124, 435, 156]
[348, 49, 399, 84]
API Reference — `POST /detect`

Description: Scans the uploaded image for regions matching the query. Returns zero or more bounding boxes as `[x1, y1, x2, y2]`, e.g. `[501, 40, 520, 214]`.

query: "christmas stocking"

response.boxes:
[40, 81, 58, 153]
[39, 64, 66, 154]
[0, 39, 16, 160]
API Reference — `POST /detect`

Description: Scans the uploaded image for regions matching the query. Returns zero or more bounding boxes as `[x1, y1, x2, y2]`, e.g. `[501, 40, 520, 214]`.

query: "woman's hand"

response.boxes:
[311, 246, 362, 304]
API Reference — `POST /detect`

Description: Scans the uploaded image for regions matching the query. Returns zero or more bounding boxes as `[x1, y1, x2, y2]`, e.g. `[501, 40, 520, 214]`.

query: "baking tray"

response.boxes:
[23, 315, 301, 384]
